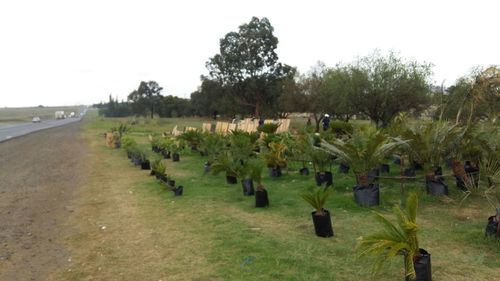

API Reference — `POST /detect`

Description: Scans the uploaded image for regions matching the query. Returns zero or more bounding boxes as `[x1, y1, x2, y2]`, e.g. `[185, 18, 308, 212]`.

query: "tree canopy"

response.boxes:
[353, 51, 432, 128]
[127, 81, 163, 118]
[206, 17, 294, 117]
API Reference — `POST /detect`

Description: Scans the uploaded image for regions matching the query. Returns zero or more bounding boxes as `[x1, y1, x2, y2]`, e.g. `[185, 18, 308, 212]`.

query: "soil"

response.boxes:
[0, 122, 86, 281]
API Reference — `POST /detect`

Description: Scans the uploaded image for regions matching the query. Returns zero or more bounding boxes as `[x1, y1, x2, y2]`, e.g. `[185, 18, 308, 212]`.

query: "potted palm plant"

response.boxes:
[151, 159, 167, 183]
[199, 133, 227, 173]
[263, 142, 287, 177]
[401, 122, 461, 196]
[301, 185, 334, 237]
[357, 192, 432, 281]
[310, 147, 333, 186]
[158, 138, 172, 159]
[178, 129, 203, 151]
[237, 158, 264, 196]
[211, 151, 241, 184]
[291, 134, 313, 176]
[322, 126, 406, 206]
[168, 141, 181, 162]
[250, 158, 268, 208]
[150, 135, 162, 153]
[140, 155, 151, 170]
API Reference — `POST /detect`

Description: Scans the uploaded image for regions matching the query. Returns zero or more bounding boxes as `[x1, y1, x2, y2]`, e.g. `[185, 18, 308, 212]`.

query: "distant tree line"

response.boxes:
[97, 17, 499, 129]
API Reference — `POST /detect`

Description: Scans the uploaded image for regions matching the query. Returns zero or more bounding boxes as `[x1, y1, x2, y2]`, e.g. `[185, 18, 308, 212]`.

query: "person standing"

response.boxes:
[322, 114, 330, 131]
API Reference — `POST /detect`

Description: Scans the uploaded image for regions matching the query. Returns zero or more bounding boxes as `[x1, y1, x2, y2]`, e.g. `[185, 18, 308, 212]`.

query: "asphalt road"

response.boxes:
[0, 118, 82, 142]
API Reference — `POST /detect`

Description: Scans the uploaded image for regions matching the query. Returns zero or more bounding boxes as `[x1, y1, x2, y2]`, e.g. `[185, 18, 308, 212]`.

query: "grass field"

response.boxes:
[0, 106, 84, 123]
[57, 114, 500, 281]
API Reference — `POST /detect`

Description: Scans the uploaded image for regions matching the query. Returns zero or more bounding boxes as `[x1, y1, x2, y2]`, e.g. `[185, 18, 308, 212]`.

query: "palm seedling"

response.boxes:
[357, 192, 431, 281]
[263, 141, 287, 177]
[210, 151, 242, 184]
[301, 185, 334, 237]
[321, 126, 406, 206]
[322, 126, 407, 186]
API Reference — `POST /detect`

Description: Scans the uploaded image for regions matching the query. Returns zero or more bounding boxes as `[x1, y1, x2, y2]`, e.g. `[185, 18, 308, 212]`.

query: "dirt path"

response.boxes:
[0, 122, 87, 281]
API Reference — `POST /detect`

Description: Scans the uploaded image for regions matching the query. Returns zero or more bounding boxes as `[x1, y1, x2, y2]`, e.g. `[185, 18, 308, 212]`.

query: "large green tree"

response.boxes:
[127, 81, 163, 118]
[190, 77, 241, 117]
[206, 17, 294, 117]
[299, 62, 330, 132]
[353, 51, 432, 128]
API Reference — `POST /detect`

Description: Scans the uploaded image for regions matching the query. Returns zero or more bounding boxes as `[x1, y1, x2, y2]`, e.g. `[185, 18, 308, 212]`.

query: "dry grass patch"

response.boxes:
[51, 130, 216, 281]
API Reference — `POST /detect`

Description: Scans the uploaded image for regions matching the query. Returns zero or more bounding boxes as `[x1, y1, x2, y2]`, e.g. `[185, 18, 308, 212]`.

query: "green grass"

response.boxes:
[80, 116, 500, 281]
[0, 106, 84, 123]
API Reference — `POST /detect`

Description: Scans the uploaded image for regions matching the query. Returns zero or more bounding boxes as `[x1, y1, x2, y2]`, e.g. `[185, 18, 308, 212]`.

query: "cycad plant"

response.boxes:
[321, 126, 407, 186]
[199, 133, 227, 166]
[357, 192, 430, 280]
[210, 151, 242, 183]
[301, 185, 334, 237]
[301, 186, 333, 216]
[401, 121, 462, 180]
[263, 142, 287, 169]
[151, 159, 167, 181]
[243, 157, 268, 207]
[178, 129, 203, 150]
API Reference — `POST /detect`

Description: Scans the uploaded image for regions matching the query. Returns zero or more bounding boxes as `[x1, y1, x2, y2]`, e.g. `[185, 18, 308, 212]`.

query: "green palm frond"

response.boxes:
[321, 126, 407, 175]
[301, 186, 333, 215]
[356, 192, 420, 279]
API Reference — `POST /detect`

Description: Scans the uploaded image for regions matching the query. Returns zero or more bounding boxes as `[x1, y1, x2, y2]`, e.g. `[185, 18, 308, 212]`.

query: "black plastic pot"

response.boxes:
[413, 161, 424, 170]
[162, 150, 171, 159]
[426, 179, 448, 196]
[380, 164, 390, 173]
[141, 160, 150, 170]
[404, 168, 416, 177]
[172, 153, 180, 162]
[255, 188, 269, 208]
[311, 209, 334, 237]
[226, 175, 238, 184]
[299, 167, 310, 176]
[315, 172, 333, 187]
[158, 174, 167, 183]
[269, 167, 282, 177]
[241, 179, 255, 196]
[338, 163, 349, 174]
[353, 184, 380, 207]
[133, 157, 142, 166]
[168, 179, 175, 187]
[485, 211, 499, 238]
[173, 186, 183, 196]
[405, 249, 432, 281]
[433, 166, 442, 176]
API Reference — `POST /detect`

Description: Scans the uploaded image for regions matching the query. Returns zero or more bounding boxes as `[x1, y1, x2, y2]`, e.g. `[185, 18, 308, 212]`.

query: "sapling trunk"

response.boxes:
[356, 173, 369, 187]
[451, 160, 466, 179]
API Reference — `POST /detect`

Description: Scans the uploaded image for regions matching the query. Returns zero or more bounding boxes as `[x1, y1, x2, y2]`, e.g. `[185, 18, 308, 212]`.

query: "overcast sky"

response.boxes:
[0, 0, 498, 107]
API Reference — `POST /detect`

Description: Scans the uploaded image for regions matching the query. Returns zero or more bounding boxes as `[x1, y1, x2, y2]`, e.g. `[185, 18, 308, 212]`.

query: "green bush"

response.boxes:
[330, 120, 354, 138]
[121, 136, 137, 151]
[257, 123, 279, 134]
